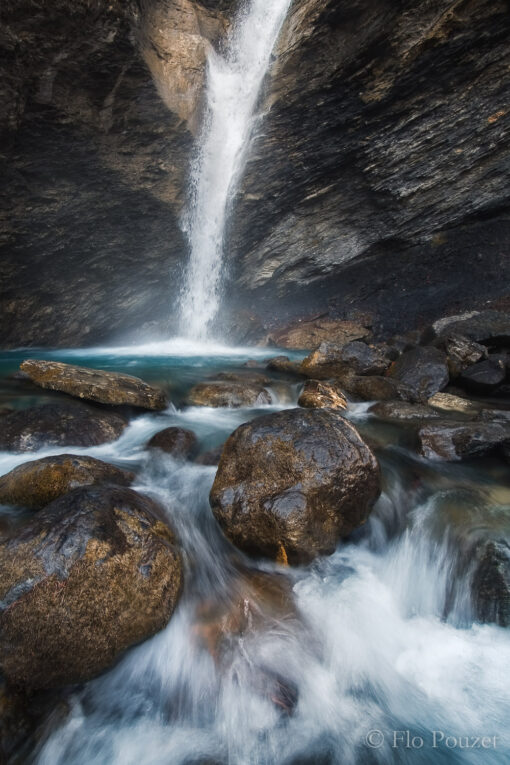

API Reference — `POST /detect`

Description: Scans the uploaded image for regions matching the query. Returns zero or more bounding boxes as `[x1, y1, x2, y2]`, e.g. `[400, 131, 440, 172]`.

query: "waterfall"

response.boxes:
[179, 0, 292, 340]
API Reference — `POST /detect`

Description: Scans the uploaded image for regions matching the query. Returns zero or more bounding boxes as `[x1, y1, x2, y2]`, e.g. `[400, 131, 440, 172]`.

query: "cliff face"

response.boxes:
[1, 0, 509, 347]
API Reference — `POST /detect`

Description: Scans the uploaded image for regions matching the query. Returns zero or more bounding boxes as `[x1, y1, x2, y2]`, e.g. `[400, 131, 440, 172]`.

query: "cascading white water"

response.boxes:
[180, 0, 292, 340]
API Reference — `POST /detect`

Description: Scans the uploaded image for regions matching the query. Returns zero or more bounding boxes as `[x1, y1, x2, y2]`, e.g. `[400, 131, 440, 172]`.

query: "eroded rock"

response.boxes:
[369, 400, 441, 422]
[386, 346, 449, 402]
[210, 408, 380, 564]
[458, 357, 507, 394]
[20, 360, 168, 410]
[0, 454, 134, 509]
[0, 487, 183, 689]
[419, 421, 510, 461]
[266, 318, 371, 351]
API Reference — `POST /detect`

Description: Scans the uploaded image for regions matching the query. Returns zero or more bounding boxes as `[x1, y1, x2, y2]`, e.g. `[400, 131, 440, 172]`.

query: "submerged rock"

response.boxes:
[0, 455, 134, 509]
[0, 403, 127, 452]
[386, 346, 449, 402]
[298, 380, 347, 410]
[213, 371, 271, 385]
[20, 360, 168, 411]
[418, 421, 510, 461]
[0, 487, 183, 689]
[147, 427, 198, 459]
[210, 408, 380, 564]
[195, 445, 224, 466]
[186, 381, 272, 408]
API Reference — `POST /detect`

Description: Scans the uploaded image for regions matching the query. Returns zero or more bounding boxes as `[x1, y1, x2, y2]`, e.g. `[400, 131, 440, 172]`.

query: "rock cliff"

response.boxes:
[1, 0, 509, 347]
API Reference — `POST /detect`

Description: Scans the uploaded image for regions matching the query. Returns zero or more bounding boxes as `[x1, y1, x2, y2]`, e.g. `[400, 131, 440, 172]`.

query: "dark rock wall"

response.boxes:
[1, 0, 509, 347]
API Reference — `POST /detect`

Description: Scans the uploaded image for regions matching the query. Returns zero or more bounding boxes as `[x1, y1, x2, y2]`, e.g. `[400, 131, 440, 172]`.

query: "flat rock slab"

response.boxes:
[0, 454, 134, 509]
[20, 360, 168, 410]
[0, 403, 127, 453]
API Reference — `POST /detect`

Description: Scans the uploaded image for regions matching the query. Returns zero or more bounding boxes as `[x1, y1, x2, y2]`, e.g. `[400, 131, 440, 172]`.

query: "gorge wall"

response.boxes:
[1, 0, 509, 347]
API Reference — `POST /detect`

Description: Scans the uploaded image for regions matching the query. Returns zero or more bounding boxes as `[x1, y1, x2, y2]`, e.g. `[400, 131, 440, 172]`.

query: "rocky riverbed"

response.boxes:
[0, 311, 509, 762]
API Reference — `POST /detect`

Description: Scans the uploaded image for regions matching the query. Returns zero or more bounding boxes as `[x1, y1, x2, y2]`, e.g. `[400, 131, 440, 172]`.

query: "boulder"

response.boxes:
[0, 455, 134, 509]
[147, 427, 198, 459]
[386, 346, 449, 402]
[369, 401, 441, 422]
[186, 381, 272, 408]
[458, 356, 507, 394]
[427, 310, 510, 346]
[210, 408, 380, 564]
[472, 540, 510, 627]
[265, 356, 303, 375]
[0, 487, 182, 689]
[0, 403, 127, 452]
[441, 333, 488, 377]
[301, 341, 391, 380]
[344, 375, 412, 402]
[418, 421, 510, 461]
[297, 380, 347, 410]
[427, 392, 481, 417]
[20, 360, 168, 411]
[266, 317, 371, 351]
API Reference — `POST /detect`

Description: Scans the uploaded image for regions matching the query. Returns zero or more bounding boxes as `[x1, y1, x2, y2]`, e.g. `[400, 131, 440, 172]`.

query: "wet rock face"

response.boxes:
[186, 381, 272, 408]
[418, 421, 510, 461]
[298, 379, 347, 410]
[210, 408, 380, 564]
[0, 486, 183, 689]
[386, 347, 449, 403]
[0, 403, 127, 452]
[147, 426, 198, 458]
[0, 454, 134, 509]
[472, 541, 510, 628]
[20, 360, 168, 410]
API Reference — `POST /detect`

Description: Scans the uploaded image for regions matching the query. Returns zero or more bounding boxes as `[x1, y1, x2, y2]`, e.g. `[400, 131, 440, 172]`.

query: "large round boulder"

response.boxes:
[0, 403, 127, 452]
[0, 487, 182, 689]
[0, 454, 134, 509]
[210, 409, 380, 564]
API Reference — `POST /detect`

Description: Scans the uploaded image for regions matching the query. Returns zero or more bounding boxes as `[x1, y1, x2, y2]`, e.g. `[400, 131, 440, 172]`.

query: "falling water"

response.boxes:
[180, 0, 292, 340]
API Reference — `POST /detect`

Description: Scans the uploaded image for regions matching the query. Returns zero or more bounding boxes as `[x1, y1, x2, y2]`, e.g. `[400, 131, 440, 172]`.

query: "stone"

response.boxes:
[0, 455, 134, 509]
[427, 392, 481, 416]
[472, 540, 510, 627]
[418, 421, 510, 461]
[265, 317, 371, 351]
[186, 381, 272, 408]
[265, 356, 303, 375]
[298, 380, 347, 410]
[458, 357, 507, 394]
[344, 375, 412, 402]
[20, 360, 168, 410]
[428, 310, 510, 346]
[369, 400, 441, 422]
[386, 346, 449, 402]
[440, 333, 488, 377]
[334, 341, 392, 376]
[0, 403, 127, 453]
[213, 371, 271, 385]
[0, 487, 183, 689]
[209, 408, 380, 564]
[147, 427, 198, 459]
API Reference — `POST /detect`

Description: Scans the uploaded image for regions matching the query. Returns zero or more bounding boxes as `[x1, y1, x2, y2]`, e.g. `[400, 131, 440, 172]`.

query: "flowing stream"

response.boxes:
[0, 348, 509, 764]
[179, 0, 292, 339]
